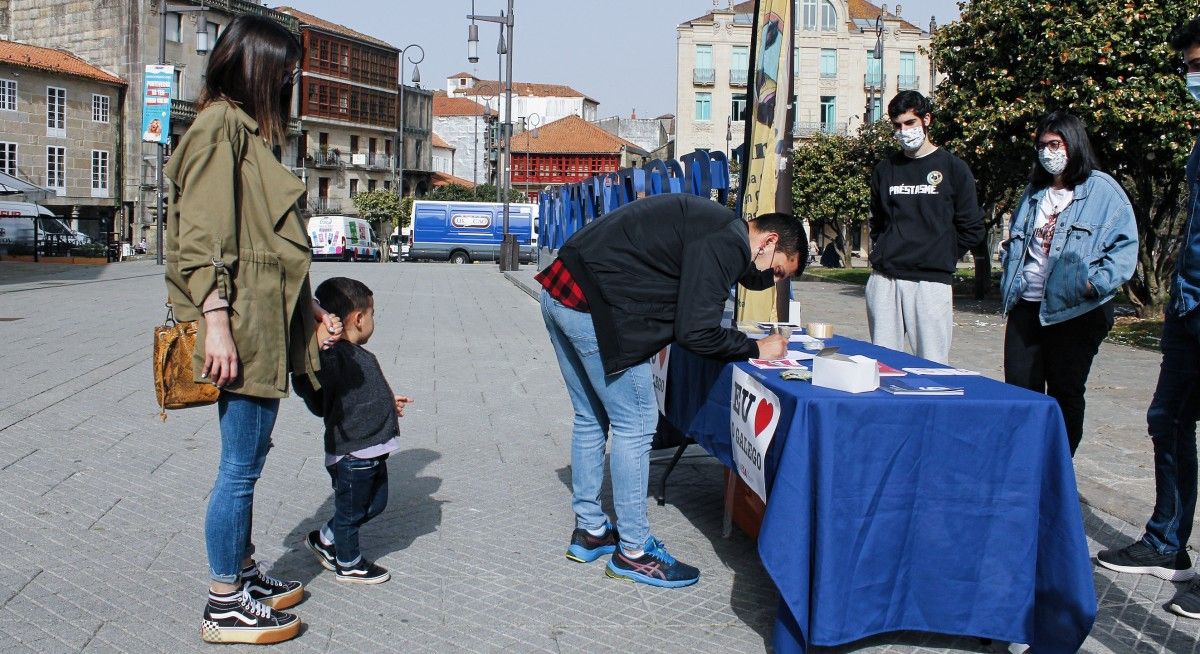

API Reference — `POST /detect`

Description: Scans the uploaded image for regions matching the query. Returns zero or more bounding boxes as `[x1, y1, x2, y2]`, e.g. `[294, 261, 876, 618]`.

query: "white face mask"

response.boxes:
[1039, 147, 1068, 177]
[894, 125, 926, 152]
[1188, 72, 1200, 102]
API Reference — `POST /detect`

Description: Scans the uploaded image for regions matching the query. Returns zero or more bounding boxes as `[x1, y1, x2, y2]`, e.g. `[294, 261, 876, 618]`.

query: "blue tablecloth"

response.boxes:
[667, 336, 1097, 653]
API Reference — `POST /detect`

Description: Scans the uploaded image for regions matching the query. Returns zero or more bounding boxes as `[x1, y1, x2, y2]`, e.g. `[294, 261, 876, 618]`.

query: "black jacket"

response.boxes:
[557, 194, 758, 374]
[868, 148, 985, 284]
[292, 341, 399, 456]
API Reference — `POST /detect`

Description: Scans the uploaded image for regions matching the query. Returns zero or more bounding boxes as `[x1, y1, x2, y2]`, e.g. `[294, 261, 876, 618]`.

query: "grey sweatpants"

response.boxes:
[865, 273, 953, 364]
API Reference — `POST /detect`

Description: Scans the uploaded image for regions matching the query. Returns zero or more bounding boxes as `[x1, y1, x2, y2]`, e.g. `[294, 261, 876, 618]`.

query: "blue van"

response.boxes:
[408, 200, 537, 264]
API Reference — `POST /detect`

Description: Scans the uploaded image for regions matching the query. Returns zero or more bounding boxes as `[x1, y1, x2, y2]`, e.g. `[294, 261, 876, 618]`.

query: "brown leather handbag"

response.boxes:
[154, 303, 219, 420]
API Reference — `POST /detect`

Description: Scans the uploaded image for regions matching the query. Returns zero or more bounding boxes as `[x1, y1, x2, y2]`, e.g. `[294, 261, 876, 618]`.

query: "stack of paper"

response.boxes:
[880, 380, 964, 396]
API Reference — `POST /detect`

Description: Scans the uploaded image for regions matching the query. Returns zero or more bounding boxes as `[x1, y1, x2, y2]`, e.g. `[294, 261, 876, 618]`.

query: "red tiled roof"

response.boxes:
[448, 71, 475, 79]
[276, 6, 396, 51]
[0, 40, 123, 86]
[431, 171, 476, 188]
[451, 79, 597, 105]
[431, 132, 452, 150]
[510, 115, 647, 156]
[433, 90, 495, 117]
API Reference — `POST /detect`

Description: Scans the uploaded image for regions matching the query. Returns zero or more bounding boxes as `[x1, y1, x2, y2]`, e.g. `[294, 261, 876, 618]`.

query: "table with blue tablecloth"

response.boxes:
[664, 336, 1097, 653]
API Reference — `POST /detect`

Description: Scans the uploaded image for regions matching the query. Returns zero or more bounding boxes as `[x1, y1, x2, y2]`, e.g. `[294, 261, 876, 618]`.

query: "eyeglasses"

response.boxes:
[1036, 139, 1065, 152]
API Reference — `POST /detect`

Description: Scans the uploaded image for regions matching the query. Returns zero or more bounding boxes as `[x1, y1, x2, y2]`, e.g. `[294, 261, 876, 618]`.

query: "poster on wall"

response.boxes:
[141, 65, 174, 144]
[730, 367, 781, 502]
[735, 0, 796, 323]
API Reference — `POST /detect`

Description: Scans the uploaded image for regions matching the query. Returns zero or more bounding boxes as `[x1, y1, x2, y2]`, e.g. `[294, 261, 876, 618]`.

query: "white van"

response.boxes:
[0, 200, 67, 251]
[306, 215, 380, 262]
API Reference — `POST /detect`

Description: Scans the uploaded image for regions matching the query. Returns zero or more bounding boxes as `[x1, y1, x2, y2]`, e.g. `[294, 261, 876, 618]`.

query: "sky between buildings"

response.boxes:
[275, 0, 964, 120]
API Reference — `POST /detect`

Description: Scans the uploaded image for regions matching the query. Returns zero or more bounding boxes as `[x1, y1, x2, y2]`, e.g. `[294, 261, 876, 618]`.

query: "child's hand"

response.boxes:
[314, 322, 339, 350]
[395, 395, 412, 417]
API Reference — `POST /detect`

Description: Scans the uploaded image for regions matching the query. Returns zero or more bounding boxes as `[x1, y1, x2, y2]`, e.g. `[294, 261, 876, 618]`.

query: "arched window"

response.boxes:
[821, 0, 838, 31]
[802, 0, 817, 30]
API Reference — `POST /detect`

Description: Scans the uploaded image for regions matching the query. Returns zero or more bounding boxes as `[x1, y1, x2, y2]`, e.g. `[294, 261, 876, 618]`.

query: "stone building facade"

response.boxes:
[675, 0, 935, 158]
[432, 91, 496, 188]
[0, 40, 126, 238]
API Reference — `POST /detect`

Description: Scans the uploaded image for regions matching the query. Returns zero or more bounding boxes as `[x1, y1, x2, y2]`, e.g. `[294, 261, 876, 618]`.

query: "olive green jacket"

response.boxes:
[164, 101, 320, 398]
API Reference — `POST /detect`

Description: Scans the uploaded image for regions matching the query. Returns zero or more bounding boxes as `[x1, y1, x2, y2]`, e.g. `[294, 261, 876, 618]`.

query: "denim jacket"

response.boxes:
[1170, 136, 1200, 317]
[1000, 171, 1139, 325]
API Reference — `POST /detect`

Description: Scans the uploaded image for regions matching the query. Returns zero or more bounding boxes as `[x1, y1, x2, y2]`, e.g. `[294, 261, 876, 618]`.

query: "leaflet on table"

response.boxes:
[877, 362, 906, 376]
[748, 358, 811, 369]
[880, 379, 964, 395]
[901, 367, 981, 376]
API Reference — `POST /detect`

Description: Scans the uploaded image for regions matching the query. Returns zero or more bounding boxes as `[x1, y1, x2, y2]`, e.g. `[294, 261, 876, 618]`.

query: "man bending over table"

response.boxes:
[536, 193, 804, 588]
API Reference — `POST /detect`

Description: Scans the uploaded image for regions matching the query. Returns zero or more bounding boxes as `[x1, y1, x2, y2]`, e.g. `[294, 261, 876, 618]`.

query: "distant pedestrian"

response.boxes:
[866, 90, 985, 363]
[998, 110, 1137, 456]
[1096, 16, 1200, 620]
[297, 277, 411, 586]
[808, 238, 819, 265]
[538, 193, 803, 589]
[819, 242, 841, 268]
[164, 15, 341, 645]
[136, 236, 148, 254]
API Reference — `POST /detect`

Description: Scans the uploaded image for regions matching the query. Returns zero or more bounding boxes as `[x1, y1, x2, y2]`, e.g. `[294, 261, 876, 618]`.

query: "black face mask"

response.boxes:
[739, 243, 776, 290]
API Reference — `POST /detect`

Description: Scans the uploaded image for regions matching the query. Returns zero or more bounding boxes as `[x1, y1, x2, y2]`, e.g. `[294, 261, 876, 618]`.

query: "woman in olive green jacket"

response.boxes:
[163, 16, 340, 645]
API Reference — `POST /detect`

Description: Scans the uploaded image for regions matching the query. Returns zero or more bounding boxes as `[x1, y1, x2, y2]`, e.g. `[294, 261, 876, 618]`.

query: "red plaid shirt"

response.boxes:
[536, 258, 590, 311]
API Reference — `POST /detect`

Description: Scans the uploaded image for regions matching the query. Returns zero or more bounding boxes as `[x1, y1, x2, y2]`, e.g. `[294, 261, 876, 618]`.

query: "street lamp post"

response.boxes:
[468, 0, 517, 271]
[863, 15, 884, 127]
[394, 44, 424, 212]
[154, 0, 210, 265]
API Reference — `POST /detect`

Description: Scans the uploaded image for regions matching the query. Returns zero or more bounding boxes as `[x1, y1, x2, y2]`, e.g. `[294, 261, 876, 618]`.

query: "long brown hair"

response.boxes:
[198, 14, 300, 144]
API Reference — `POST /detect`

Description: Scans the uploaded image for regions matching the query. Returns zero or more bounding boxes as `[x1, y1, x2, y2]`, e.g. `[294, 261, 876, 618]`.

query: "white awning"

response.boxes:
[0, 171, 52, 202]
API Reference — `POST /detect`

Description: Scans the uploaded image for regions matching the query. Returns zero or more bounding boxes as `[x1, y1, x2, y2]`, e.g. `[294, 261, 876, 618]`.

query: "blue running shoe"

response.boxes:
[566, 522, 618, 563]
[605, 537, 700, 588]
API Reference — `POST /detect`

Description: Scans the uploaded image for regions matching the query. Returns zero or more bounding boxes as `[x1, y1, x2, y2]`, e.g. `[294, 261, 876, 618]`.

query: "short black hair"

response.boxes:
[314, 277, 373, 320]
[750, 213, 806, 257]
[1029, 110, 1101, 190]
[1171, 16, 1200, 51]
[887, 90, 932, 120]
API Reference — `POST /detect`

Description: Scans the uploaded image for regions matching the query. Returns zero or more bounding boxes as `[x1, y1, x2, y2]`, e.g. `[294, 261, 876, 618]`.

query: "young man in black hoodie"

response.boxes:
[867, 91, 985, 364]
[537, 193, 804, 588]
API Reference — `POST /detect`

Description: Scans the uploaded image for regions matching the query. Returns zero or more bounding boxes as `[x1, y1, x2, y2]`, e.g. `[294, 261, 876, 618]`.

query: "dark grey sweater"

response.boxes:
[294, 341, 399, 456]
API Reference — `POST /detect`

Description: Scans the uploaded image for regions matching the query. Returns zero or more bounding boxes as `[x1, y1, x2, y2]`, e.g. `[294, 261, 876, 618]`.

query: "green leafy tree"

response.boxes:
[790, 120, 897, 267]
[351, 189, 404, 259]
[931, 0, 1198, 313]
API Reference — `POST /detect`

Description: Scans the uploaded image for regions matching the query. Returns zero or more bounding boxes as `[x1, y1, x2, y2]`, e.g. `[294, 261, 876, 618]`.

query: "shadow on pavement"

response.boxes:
[273, 447, 444, 584]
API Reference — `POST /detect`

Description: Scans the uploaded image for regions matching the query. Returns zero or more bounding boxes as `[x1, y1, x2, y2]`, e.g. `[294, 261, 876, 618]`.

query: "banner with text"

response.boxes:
[735, 0, 797, 323]
[650, 346, 671, 415]
[141, 65, 174, 145]
[731, 367, 781, 502]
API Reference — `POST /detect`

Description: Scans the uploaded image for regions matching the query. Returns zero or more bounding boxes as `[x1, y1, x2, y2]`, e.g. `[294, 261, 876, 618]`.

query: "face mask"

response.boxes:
[1188, 72, 1200, 102]
[894, 125, 926, 152]
[1038, 147, 1068, 177]
[739, 241, 777, 291]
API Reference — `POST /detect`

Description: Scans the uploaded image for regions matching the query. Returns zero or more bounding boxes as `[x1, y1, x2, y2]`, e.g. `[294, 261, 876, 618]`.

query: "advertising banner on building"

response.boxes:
[730, 367, 780, 502]
[141, 65, 174, 144]
[735, 0, 796, 323]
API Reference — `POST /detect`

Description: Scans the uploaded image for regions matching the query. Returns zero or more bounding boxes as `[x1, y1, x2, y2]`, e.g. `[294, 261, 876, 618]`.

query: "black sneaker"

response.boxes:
[304, 530, 336, 571]
[566, 522, 619, 563]
[335, 559, 391, 584]
[241, 562, 303, 610]
[1169, 579, 1200, 619]
[200, 588, 301, 645]
[1096, 540, 1195, 582]
[605, 537, 700, 588]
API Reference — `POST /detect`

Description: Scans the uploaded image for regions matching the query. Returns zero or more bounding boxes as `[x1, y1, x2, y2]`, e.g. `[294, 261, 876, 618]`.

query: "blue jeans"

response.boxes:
[206, 394, 279, 583]
[326, 454, 389, 566]
[540, 291, 657, 552]
[1143, 309, 1200, 553]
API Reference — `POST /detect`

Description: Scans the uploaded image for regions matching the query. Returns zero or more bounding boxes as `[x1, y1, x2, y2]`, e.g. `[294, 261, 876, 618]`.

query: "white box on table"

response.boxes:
[812, 353, 880, 393]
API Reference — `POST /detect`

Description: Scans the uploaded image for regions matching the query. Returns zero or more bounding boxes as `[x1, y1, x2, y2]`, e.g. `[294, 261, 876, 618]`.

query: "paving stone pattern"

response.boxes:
[0, 260, 1196, 653]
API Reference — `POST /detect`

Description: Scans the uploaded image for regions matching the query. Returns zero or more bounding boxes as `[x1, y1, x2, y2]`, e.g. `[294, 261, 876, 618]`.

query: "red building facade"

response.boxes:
[510, 115, 648, 202]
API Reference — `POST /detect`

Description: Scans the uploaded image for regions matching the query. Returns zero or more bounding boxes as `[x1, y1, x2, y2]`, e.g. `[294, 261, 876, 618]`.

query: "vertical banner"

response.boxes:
[650, 346, 671, 415]
[730, 368, 780, 502]
[735, 0, 796, 323]
[142, 65, 174, 144]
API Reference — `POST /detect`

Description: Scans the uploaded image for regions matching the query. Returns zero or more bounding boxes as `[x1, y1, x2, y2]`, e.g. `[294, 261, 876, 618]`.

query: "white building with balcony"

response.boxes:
[675, 0, 935, 159]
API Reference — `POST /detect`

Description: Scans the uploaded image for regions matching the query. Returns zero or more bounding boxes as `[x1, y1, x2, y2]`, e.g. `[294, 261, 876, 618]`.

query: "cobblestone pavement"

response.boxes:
[0, 259, 1196, 653]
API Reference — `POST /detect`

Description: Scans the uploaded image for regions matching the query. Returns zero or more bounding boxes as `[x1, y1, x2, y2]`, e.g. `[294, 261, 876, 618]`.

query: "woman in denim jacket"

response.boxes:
[999, 111, 1138, 455]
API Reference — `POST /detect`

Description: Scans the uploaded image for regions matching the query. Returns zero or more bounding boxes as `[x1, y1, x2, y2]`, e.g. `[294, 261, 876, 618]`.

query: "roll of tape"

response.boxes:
[808, 322, 834, 339]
